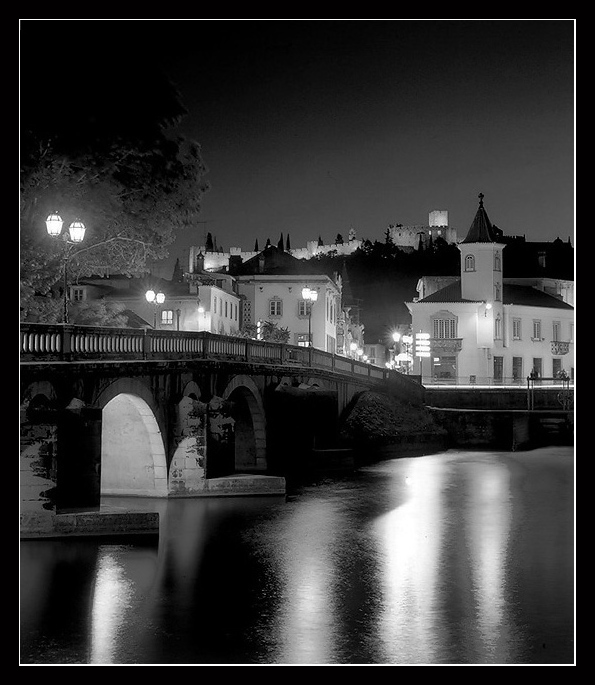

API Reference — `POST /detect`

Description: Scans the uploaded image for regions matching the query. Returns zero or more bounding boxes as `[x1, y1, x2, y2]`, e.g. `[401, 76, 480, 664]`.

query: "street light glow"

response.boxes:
[45, 212, 64, 237]
[68, 219, 86, 243]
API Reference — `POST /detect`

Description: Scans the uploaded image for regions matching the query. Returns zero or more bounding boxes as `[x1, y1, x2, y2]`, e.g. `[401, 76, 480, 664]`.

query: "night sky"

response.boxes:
[20, 19, 575, 277]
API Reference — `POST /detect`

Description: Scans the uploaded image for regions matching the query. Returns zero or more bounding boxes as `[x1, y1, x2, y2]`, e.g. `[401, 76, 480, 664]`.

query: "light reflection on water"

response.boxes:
[20, 447, 574, 665]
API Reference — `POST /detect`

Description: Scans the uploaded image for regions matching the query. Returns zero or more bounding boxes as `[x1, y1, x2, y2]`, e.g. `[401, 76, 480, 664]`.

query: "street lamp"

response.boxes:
[146, 289, 165, 328]
[46, 212, 87, 324]
[301, 286, 318, 347]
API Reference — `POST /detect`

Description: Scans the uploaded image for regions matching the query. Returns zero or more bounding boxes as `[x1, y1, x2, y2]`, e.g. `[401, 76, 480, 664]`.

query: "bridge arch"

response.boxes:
[222, 374, 267, 473]
[96, 378, 168, 497]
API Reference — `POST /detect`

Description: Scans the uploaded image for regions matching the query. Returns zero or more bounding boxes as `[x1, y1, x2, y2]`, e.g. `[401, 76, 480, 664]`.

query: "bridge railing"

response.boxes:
[20, 323, 423, 397]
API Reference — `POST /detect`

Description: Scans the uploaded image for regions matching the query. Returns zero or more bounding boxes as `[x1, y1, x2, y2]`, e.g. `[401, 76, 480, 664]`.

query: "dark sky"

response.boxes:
[20, 19, 575, 276]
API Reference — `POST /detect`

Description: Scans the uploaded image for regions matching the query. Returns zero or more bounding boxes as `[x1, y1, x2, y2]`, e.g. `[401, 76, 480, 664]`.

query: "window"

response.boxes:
[298, 300, 310, 316]
[269, 298, 282, 317]
[495, 283, 501, 301]
[494, 252, 501, 271]
[552, 358, 562, 377]
[532, 358, 542, 377]
[532, 320, 542, 340]
[213, 295, 217, 313]
[512, 357, 523, 381]
[512, 318, 522, 340]
[72, 287, 85, 302]
[433, 356, 456, 380]
[432, 317, 457, 339]
[296, 332, 310, 347]
[161, 310, 174, 325]
[552, 321, 560, 341]
[225, 301, 228, 318]
[494, 315, 502, 339]
[235, 304, 238, 321]
[464, 254, 475, 271]
[493, 356, 503, 381]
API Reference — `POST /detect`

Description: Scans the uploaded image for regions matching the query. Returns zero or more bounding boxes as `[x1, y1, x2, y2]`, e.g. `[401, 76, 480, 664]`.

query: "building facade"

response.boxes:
[406, 195, 574, 384]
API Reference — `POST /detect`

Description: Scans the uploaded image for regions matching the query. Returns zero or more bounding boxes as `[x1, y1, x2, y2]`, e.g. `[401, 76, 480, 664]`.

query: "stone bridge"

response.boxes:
[20, 324, 424, 533]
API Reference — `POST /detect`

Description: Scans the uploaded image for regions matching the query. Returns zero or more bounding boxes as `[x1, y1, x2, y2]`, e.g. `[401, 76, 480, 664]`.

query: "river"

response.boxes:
[20, 447, 575, 665]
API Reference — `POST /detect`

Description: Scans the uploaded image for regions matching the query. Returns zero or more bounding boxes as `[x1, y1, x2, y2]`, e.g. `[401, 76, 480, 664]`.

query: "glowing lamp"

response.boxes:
[45, 212, 64, 237]
[68, 219, 86, 243]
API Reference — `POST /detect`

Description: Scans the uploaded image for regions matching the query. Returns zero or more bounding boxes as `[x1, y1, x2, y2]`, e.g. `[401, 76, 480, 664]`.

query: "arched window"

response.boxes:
[464, 254, 475, 271]
[495, 283, 501, 301]
[494, 252, 501, 271]
[494, 315, 502, 339]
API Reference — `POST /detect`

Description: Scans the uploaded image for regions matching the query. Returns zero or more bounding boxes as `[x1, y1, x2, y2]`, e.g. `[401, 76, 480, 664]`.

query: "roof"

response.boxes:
[460, 193, 500, 244]
[414, 278, 573, 310]
[229, 245, 320, 276]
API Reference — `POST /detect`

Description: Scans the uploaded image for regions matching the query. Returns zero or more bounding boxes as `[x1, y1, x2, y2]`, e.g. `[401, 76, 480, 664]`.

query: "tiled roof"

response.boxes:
[418, 280, 479, 303]
[502, 283, 573, 309]
[417, 278, 573, 310]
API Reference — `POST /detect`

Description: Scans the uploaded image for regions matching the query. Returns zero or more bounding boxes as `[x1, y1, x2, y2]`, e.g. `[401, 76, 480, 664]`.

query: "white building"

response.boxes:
[406, 195, 574, 384]
[236, 273, 341, 352]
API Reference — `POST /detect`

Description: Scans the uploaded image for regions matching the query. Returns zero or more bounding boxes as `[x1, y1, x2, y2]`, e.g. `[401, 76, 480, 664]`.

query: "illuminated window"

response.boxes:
[161, 310, 174, 325]
[269, 298, 282, 316]
[464, 254, 475, 271]
[296, 333, 310, 347]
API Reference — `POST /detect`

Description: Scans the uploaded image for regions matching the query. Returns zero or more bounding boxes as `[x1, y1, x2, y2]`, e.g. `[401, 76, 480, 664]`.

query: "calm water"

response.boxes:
[20, 447, 575, 665]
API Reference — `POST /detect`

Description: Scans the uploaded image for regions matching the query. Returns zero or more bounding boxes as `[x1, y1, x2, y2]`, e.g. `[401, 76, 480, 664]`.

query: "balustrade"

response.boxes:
[20, 323, 422, 394]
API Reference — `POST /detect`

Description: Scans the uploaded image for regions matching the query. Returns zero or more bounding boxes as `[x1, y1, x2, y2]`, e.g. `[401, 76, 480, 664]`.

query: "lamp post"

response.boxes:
[146, 289, 165, 328]
[301, 286, 318, 348]
[46, 212, 87, 324]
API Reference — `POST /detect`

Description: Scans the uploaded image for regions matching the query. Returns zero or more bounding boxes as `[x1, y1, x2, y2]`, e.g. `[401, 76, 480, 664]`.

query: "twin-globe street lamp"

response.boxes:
[301, 286, 318, 347]
[145, 289, 166, 328]
[45, 212, 87, 324]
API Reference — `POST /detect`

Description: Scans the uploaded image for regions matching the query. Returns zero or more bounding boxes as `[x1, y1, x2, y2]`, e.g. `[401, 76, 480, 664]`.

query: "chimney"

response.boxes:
[228, 254, 243, 274]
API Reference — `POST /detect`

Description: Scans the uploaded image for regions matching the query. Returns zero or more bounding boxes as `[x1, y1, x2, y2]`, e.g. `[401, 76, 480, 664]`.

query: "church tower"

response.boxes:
[458, 193, 505, 305]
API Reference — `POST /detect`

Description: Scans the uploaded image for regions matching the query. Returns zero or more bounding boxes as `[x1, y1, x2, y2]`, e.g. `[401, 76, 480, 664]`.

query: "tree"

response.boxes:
[205, 232, 214, 252]
[335, 233, 344, 244]
[172, 258, 184, 282]
[20, 36, 209, 322]
[239, 320, 290, 343]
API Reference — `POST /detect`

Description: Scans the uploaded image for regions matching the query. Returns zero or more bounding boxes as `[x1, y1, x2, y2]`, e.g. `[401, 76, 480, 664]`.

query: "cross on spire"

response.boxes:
[478, 192, 484, 207]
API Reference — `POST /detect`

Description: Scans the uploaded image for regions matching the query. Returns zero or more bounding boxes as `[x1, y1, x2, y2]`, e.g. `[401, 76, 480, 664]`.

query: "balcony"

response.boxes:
[431, 338, 463, 353]
[551, 341, 570, 355]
